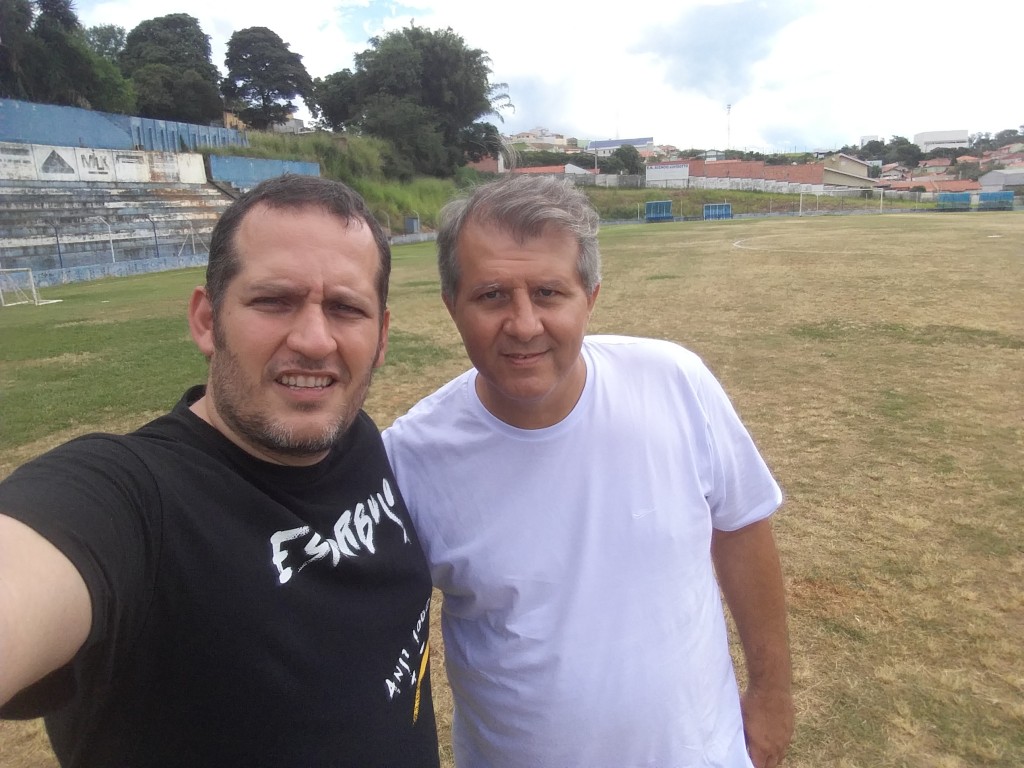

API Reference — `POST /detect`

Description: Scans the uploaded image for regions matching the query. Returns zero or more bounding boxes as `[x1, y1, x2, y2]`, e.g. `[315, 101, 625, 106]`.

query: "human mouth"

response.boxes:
[277, 374, 334, 389]
[504, 351, 546, 362]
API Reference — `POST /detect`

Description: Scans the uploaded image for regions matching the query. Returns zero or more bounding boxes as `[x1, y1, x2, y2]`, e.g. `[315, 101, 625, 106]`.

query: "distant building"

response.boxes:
[465, 154, 506, 174]
[880, 163, 909, 181]
[979, 168, 1024, 193]
[882, 178, 980, 193]
[508, 127, 573, 152]
[590, 137, 656, 158]
[511, 163, 592, 175]
[917, 157, 953, 174]
[271, 117, 306, 135]
[654, 153, 872, 189]
[822, 154, 874, 187]
[913, 130, 969, 153]
[860, 135, 880, 147]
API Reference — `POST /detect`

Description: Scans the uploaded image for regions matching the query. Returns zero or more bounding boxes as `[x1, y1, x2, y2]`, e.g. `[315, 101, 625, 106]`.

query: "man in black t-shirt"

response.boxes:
[0, 175, 440, 767]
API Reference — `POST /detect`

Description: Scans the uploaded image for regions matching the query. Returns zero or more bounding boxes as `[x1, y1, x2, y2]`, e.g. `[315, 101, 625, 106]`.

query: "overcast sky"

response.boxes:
[77, 0, 1023, 152]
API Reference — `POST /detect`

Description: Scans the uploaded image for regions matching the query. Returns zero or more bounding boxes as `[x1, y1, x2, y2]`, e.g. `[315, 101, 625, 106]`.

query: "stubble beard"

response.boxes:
[208, 325, 378, 461]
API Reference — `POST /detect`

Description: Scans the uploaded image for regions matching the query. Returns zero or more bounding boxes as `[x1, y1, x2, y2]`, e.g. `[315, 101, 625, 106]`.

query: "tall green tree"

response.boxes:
[120, 13, 219, 83]
[222, 27, 312, 130]
[316, 24, 512, 177]
[884, 136, 922, 167]
[0, 0, 133, 111]
[119, 14, 221, 124]
[313, 69, 359, 127]
[610, 144, 645, 175]
[130, 63, 221, 124]
[0, 0, 39, 99]
[84, 23, 125, 61]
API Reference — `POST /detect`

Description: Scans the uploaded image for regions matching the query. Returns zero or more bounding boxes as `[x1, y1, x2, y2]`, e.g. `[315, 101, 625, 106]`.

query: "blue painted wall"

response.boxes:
[207, 155, 320, 188]
[0, 98, 247, 152]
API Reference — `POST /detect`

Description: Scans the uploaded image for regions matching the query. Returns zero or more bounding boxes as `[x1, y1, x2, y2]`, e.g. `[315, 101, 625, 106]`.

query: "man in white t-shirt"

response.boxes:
[384, 175, 794, 768]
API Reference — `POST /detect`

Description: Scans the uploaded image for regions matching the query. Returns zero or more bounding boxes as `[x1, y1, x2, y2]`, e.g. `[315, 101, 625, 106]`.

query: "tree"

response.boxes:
[358, 94, 449, 180]
[33, 0, 77, 31]
[316, 24, 512, 177]
[313, 69, 359, 128]
[120, 14, 219, 83]
[222, 27, 313, 130]
[120, 14, 222, 124]
[610, 144, 644, 175]
[0, 0, 132, 111]
[132, 63, 220, 123]
[884, 136, 921, 167]
[954, 161, 983, 181]
[84, 23, 126, 61]
[0, 0, 39, 99]
[859, 139, 885, 159]
[993, 128, 1022, 147]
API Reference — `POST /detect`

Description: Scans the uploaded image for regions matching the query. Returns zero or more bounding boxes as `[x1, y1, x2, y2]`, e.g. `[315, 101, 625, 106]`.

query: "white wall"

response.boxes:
[0, 142, 207, 183]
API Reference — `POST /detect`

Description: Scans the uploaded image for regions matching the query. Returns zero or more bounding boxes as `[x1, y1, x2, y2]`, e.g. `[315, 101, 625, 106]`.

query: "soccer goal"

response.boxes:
[0, 268, 62, 307]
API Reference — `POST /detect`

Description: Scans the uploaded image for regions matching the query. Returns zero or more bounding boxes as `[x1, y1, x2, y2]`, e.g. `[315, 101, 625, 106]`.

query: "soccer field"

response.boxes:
[1, 212, 1022, 767]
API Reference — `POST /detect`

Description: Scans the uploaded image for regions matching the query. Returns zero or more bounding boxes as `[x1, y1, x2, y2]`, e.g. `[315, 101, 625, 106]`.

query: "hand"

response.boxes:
[742, 685, 794, 768]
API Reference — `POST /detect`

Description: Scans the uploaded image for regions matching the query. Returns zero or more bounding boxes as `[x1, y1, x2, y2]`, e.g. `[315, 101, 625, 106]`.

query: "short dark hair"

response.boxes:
[206, 175, 391, 314]
[436, 175, 601, 300]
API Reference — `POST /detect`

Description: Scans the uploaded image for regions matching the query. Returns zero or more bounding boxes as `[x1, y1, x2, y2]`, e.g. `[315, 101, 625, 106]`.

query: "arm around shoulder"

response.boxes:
[711, 518, 794, 768]
[0, 513, 92, 709]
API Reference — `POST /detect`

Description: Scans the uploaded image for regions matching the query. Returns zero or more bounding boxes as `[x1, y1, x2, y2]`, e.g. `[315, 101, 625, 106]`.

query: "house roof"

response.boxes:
[882, 178, 980, 192]
[590, 137, 654, 150]
[511, 165, 567, 174]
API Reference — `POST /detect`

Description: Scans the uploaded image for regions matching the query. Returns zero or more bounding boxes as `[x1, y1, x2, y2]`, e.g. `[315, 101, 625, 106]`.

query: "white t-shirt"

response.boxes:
[384, 336, 782, 768]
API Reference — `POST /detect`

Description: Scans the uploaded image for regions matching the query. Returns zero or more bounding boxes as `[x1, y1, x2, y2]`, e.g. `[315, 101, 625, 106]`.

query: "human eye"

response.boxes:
[327, 301, 368, 317]
[535, 286, 564, 302]
[250, 295, 290, 311]
[475, 288, 505, 302]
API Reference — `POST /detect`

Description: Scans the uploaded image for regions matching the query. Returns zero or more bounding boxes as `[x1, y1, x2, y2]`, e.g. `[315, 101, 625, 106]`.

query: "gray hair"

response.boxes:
[436, 175, 601, 300]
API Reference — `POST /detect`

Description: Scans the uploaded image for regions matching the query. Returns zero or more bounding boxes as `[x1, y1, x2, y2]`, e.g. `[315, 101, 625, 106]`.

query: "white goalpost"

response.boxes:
[0, 268, 62, 307]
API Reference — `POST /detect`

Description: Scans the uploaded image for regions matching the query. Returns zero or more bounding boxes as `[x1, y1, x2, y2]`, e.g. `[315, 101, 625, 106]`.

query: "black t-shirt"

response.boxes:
[0, 386, 439, 767]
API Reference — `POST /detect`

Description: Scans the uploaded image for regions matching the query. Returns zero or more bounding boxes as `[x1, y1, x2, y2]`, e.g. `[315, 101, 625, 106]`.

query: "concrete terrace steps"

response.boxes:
[0, 180, 232, 271]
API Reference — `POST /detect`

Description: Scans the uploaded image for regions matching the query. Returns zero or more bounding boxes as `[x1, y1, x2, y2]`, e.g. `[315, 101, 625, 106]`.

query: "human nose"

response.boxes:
[503, 293, 542, 341]
[287, 304, 337, 359]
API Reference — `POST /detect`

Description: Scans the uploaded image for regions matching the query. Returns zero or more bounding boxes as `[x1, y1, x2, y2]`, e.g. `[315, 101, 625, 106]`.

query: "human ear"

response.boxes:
[188, 286, 216, 359]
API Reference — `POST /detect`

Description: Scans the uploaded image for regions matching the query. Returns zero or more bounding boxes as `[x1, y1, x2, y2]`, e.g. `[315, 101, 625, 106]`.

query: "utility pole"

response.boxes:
[726, 104, 731, 150]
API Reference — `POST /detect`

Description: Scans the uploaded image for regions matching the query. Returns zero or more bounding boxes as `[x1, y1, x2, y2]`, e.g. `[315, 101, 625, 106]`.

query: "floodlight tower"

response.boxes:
[726, 104, 731, 150]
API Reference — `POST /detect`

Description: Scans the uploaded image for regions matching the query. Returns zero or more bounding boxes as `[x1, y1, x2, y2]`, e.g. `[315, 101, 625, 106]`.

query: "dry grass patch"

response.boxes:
[1, 212, 1021, 767]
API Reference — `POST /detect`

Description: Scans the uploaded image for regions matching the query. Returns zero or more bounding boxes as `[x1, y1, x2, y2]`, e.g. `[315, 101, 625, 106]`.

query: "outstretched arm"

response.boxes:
[712, 518, 794, 768]
[0, 514, 92, 709]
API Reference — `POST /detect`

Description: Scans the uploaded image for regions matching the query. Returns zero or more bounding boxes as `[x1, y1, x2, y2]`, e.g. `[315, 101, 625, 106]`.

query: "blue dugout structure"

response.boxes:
[645, 200, 673, 222]
[936, 192, 971, 211]
[978, 191, 1014, 211]
[937, 191, 1015, 212]
[703, 203, 733, 220]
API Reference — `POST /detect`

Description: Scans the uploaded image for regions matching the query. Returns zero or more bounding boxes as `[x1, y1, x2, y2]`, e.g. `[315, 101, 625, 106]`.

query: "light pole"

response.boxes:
[144, 215, 160, 259]
[91, 216, 116, 263]
[52, 222, 64, 270]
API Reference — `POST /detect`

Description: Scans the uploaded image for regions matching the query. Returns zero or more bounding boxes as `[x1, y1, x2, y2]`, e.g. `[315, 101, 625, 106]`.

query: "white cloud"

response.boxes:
[76, 0, 1024, 151]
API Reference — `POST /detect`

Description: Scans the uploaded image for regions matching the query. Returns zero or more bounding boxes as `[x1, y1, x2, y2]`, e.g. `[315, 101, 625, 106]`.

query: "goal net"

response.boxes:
[0, 268, 61, 307]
